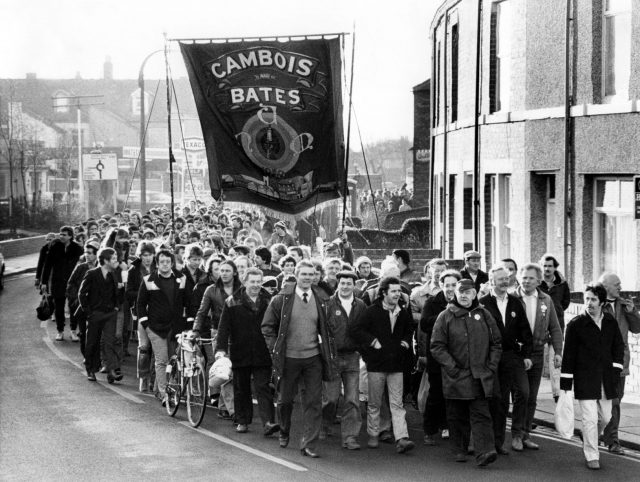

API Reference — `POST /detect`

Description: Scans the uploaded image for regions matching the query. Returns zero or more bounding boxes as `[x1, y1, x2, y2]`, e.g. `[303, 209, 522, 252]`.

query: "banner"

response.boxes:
[180, 38, 344, 215]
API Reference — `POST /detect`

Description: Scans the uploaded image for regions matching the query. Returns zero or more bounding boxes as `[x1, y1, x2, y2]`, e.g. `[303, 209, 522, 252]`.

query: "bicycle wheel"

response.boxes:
[165, 356, 182, 417]
[186, 360, 207, 427]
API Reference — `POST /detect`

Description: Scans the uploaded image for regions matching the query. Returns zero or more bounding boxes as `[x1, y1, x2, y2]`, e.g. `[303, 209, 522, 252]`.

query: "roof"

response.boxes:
[412, 79, 430, 92]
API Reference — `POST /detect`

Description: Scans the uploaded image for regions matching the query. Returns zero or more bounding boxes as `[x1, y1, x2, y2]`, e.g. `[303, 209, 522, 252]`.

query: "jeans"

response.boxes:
[447, 396, 495, 460]
[322, 352, 361, 442]
[524, 353, 544, 439]
[423, 370, 448, 435]
[233, 365, 275, 426]
[579, 394, 612, 461]
[491, 351, 530, 447]
[146, 328, 169, 396]
[367, 371, 408, 441]
[137, 322, 153, 379]
[54, 296, 72, 333]
[84, 311, 117, 373]
[278, 355, 323, 450]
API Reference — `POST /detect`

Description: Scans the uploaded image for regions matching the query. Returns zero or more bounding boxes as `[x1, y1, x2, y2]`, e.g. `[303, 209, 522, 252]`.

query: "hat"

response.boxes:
[355, 256, 373, 269]
[274, 221, 287, 230]
[262, 276, 278, 288]
[456, 279, 476, 291]
[463, 250, 481, 260]
[85, 240, 100, 252]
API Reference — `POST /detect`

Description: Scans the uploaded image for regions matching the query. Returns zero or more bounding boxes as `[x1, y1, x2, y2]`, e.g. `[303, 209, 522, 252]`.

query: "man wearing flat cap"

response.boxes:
[430, 278, 502, 467]
[460, 251, 489, 293]
[267, 221, 296, 248]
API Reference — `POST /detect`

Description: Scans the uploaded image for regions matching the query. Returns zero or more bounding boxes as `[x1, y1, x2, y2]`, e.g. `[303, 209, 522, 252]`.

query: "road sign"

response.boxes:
[83, 153, 118, 180]
[635, 176, 640, 220]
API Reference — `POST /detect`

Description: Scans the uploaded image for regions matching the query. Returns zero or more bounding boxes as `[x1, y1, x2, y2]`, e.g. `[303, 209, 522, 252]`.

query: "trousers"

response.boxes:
[84, 310, 117, 373]
[367, 371, 408, 441]
[322, 352, 361, 442]
[447, 396, 495, 460]
[579, 393, 612, 462]
[233, 365, 275, 426]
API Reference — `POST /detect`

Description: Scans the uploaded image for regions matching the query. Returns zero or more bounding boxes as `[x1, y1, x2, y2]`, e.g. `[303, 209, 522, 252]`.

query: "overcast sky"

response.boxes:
[0, 0, 439, 143]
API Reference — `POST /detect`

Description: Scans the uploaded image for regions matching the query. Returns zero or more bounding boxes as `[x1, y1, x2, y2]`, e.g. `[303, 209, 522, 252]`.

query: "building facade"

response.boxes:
[429, 0, 640, 292]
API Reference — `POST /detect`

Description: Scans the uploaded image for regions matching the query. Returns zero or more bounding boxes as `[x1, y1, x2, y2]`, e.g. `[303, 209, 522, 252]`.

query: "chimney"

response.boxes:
[104, 55, 113, 80]
[75, 71, 82, 79]
[26, 73, 37, 80]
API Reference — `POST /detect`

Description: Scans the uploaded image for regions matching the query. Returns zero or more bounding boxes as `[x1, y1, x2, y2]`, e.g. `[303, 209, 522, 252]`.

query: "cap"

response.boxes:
[274, 221, 287, 230]
[456, 279, 476, 291]
[85, 240, 100, 251]
[464, 250, 481, 260]
[354, 256, 373, 269]
[262, 276, 278, 288]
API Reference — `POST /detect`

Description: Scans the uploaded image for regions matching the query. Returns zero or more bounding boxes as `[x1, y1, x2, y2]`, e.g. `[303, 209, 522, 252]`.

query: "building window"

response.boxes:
[435, 41, 441, 126]
[451, 22, 459, 123]
[53, 92, 71, 113]
[490, 174, 512, 261]
[489, 1, 511, 113]
[546, 176, 557, 253]
[603, 0, 631, 101]
[594, 178, 637, 288]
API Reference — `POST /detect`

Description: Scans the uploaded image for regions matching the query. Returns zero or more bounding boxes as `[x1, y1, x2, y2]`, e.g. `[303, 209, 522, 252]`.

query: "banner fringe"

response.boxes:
[223, 198, 342, 224]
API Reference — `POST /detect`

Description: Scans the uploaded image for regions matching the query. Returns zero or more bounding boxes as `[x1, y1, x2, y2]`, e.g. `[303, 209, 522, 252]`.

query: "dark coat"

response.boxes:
[261, 284, 336, 382]
[430, 302, 502, 399]
[350, 299, 414, 373]
[126, 258, 156, 314]
[420, 290, 449, 373]
[512, 287, 563, 356]
[539, 271, 571, 332]
[479, 292, 533, 358]
[560, 312, 625, 400]
[42, 240, 83, 298]
[35, 242, 51, 283]
[194, 278, 242, 332]
[326, 294, 367, 355]
[460, 267, 489, 293]
[78, 267, 122, 317]
[66, 261, 97, 311]
[217, 288, 272, 367]
[136, 271, 188, 337]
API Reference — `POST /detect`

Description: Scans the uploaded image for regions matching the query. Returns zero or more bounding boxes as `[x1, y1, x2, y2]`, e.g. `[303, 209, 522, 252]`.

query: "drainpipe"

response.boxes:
[473, 0, 483, 251]
[563, 0, 573, 285]
[442, 11, 449, 258]
[429, 28, 437, 246]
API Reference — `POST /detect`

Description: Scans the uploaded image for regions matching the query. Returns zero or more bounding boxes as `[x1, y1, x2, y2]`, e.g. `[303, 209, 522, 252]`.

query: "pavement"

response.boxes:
[4, 251, 640, 454]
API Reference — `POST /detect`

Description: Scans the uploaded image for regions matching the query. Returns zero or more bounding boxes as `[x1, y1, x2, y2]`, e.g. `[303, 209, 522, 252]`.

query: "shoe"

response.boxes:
[586, 459, 600, 470]
[455, 452, 467, 463]
[236, 424, 248, 433]
[301, 447, 319, 458]
[441, 429, 450, 439]
[114, 368, 123, 381]
[218, 410, 232, 420]
[609, 443, 625, 455]
[86, 370, 96, 381]
[55, 332, 63, 341]
[496, 446, 510, 455]
[396, 438, 415, 454]
[70, 331, 79, 342]
[379, 431, 394, 443]
[108, 369, 121, 383]
[477, 451, 498, 467]
[367, 436, 379, 449]
[523, 439, 540, 450]
[264, 422, 280, 437]
[139, 378, 149, 393]
[99, 366, 108, 374]
[423, 434, 436, 446]
[279, 435, 289, 448]
[342, 439, 361, 450]
[511, 437, 523, 452]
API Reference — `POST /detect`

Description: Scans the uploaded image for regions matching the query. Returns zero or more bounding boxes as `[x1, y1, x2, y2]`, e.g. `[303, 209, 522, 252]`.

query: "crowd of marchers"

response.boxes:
[32, 201, 640, 469]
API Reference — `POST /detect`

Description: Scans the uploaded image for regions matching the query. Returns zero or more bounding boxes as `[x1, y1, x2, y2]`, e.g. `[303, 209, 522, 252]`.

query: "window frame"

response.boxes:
[602, 0, 632, 103]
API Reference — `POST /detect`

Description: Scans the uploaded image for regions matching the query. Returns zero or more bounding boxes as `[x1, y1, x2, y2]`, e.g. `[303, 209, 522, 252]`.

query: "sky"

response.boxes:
[0, 0, 439, 143]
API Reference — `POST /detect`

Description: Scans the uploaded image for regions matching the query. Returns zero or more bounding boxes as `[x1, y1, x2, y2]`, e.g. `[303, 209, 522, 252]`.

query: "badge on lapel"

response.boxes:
[541, 304, 548, 315]
[474, 314, 481, 320]
[335, 310, 342, 316]
[511, 311, 516, 318]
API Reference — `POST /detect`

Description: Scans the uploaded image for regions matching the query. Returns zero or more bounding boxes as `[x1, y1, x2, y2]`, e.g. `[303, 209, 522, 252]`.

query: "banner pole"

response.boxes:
[164, 32, 176, 242]
[341, 26, 356, 230]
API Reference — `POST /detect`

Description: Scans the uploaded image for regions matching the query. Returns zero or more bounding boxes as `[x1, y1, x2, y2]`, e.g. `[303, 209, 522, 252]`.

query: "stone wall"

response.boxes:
[0, 235, 46, 258]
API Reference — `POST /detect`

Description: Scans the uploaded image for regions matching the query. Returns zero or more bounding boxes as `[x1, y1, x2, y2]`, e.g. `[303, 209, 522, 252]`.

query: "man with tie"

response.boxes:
[321, 271, 367, 449]
[599, 272, 640, 455]
[479, 264, 533, 454]
[513, 263, 563, 450]
[262, 260, 336, 458]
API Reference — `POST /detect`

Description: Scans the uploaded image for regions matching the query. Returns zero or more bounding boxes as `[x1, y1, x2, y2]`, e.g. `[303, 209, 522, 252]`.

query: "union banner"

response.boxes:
[180, 38, 344, 215]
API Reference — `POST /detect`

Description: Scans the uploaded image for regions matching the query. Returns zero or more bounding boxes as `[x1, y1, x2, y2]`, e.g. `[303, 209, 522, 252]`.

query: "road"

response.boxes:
[1, 273, 640, 481]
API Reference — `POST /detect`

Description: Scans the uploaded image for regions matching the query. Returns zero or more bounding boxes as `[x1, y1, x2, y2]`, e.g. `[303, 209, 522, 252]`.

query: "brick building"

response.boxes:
[412, 79, 431, 208]
[429, 0, 639, 290]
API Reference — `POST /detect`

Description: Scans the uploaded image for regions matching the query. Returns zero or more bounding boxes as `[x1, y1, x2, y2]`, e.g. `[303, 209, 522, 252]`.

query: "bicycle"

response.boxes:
[165, 331, 212, 427]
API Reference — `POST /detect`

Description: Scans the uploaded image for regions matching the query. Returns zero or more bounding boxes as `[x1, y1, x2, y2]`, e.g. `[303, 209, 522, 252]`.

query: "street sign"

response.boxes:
[635, 176, 640, 220]
[83, 153, 118, 180]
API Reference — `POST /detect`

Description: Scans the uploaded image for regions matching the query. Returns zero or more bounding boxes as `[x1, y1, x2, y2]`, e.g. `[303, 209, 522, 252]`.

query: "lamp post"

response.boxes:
[138, 50, 163, 214]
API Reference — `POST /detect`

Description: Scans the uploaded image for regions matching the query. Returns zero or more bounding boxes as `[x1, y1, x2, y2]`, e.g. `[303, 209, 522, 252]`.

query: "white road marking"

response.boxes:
[41, 322, 144, 405]
[179, 422, 308, 472]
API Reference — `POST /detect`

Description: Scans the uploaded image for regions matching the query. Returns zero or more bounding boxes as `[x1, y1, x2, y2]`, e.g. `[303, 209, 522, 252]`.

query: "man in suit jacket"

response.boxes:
[460, 250, 489, 293]
[560, 282, 624, 470]
[480, 265, 533, 454]
[599, 272, 640, 455]
[512, 263, 563, 450]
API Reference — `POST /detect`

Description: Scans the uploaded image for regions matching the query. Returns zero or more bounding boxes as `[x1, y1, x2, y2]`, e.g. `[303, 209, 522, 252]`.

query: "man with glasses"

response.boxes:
[42, 226, 83, 341]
